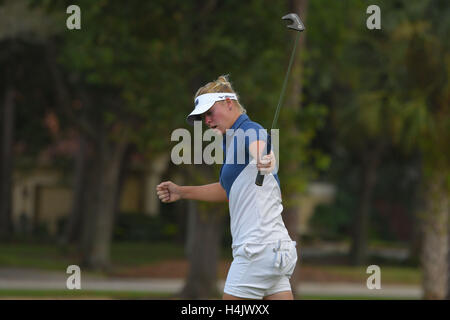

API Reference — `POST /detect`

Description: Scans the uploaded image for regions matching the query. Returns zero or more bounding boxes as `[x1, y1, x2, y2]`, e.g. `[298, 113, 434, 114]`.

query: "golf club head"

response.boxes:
[282, 13, 305, 32]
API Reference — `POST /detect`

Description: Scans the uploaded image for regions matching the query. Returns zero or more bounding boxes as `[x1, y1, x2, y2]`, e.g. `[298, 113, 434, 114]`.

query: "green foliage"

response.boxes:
[39, 0, 325, 184]
[309, 190, 354, 241]
[113, 212, 179, 242]
[303, 0, 449, 248]
[7, 0, 448, 248]
[305, 0, 449, 166]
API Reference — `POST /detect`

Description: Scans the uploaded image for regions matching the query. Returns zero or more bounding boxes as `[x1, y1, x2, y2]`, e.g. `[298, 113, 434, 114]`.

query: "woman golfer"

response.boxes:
[156, 75, 297, 300]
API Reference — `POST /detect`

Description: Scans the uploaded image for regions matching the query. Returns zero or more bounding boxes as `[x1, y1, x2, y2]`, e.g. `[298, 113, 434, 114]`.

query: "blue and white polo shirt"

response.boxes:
[219, 114, 291, 247]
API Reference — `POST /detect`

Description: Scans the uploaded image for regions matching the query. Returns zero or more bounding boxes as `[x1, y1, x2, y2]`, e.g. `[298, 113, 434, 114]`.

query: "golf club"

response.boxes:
[255, 13, 305, 186]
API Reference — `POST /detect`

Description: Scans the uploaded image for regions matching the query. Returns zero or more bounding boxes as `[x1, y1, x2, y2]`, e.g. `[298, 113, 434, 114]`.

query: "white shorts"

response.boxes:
[224, 239, 298, 299]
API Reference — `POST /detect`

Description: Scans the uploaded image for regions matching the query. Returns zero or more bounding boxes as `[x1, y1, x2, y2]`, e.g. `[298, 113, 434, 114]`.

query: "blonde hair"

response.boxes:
[194, 75, 247, 114]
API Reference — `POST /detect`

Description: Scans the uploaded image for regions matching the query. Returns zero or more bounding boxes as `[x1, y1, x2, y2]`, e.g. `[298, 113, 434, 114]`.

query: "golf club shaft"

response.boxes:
[255, 30, 301, 186]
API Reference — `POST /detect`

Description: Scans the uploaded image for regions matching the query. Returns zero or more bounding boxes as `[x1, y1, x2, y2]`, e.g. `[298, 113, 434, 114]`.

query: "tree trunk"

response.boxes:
[350, 143, 385, 265]
[420, 174, 448, 300]
[0, 86, 15, 240]
[79, 151, 101, 262]
[81, 134, 129, 271]
[283, 0, 308, 298]
[282, 195, 301, 295]
[447, 209, 450, 300]
[60, 133, 88, 245]
[112, 143, 133, 222]
[185, 200, 197, 258]
[180, 202, 224, 299]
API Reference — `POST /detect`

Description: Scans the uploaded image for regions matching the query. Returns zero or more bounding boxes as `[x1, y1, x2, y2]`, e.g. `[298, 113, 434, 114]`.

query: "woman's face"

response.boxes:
[202, 100, 231, 135]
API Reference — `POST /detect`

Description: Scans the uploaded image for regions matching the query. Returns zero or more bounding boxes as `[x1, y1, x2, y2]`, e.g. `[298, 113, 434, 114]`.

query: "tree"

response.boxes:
[302, 0, 449, 281]
[398, 1, 450, 299]
[0, 0, 61, 239]
[40, 0, 199, 269]
[178, 165, 226, 299]
[368, 0, 450, 299]
[306, 0, 449, 296]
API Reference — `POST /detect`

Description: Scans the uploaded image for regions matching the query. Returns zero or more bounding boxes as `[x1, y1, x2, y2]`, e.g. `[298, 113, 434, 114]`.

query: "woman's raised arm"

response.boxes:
[156, 181, 227, 203]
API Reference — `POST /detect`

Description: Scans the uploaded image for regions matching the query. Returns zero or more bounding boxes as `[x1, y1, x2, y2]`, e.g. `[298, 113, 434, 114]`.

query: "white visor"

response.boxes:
[186, 93, 238, 125]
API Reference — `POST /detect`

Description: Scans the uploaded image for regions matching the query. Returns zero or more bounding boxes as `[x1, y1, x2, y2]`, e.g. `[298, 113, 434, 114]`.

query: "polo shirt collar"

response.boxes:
[228, 114, 249, 133]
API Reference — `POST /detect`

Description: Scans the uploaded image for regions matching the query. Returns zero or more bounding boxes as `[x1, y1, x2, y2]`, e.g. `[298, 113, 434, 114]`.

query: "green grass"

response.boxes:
[0, 289, 417, 300]
[111, 242, 185, 266]
[306, 264, 421, 285]
[0, 242, 421, 285]
[0, 289, 172, 299]
[0, 243, 74, 270]
[298, 295, 419, 300]
[0, 242, 186, 270]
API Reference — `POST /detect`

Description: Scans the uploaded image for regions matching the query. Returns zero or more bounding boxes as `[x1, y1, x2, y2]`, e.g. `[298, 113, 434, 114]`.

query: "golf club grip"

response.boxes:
[255, 171, 265, 186]
[254, 134, 271, 186]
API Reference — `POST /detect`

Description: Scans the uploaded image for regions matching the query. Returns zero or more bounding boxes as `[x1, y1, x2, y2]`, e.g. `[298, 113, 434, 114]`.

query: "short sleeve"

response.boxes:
[241, 121, 269, 156]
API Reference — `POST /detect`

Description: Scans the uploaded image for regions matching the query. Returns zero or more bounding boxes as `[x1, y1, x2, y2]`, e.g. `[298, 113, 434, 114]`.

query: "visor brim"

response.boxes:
[186, 102, 215, 126]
